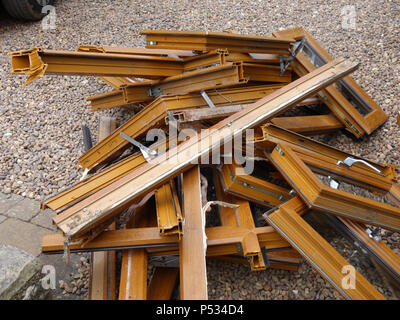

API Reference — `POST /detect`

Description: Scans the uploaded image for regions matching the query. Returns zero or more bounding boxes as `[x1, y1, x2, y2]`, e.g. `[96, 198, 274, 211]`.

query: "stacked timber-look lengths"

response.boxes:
[10, 27, 399, 300]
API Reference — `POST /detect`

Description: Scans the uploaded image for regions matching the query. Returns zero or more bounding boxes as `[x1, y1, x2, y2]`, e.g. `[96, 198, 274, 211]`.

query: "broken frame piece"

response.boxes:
[273, 27, 387, 137]
[82, 80, 281, 175]
[141, 29, 295, 54]
[10, 48, 184, 84]
[210, 248, 300, 272]
[42, 226, 285, 255]
[82, 85, 286, 175]
[89, 83, 284, 112]
[45, 138, 169, 213]
[179, 166, 208, 299]
[264, 197, 385, 300]
[213, 169, 267, 270]
[118, 248, 148, 300]
[266, 142, 400, 232]
[52, 58, 358, 241]
[155, 181, 183, 237]
[77, 45, 194, 58]
[87, 62, 248, 111]
[218, 161, 291, 208]
[89, 118, 117, 300]
[324, 215, 400, 288]
[270, 114, 344, 135]
[253, 124, 397, 180]
[89, 241, 116, 300]
[44, 152, 147, 212]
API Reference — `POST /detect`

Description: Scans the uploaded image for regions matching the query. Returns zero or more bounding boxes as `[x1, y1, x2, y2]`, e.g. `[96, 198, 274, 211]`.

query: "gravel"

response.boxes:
[0, 0, 399, 300]
[59, 254, 90, 298]
[207, 259, 344, 300]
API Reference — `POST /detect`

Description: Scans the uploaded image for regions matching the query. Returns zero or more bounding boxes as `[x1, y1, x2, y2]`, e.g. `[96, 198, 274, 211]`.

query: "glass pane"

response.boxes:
[310, 167, 400, 209]
[302, 43, 326, 68]
[304, 211, 397, 299]
[333, 80, 372, 116]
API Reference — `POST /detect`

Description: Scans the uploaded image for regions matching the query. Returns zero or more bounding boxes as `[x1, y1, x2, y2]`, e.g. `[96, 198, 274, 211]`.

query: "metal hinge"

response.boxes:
[280, 37, 306, 75]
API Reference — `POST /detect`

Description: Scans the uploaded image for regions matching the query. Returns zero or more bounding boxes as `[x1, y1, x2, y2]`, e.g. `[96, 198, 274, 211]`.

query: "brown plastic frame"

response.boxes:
[273, 27, 387, 137]
[266, 142, 400, 232]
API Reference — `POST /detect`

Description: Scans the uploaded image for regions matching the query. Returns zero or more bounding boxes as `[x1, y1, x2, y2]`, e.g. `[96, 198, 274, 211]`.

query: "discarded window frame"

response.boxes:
[263, 197, 386, 300]
[266, 142, 400, 232]
[273, 27, 387, 137]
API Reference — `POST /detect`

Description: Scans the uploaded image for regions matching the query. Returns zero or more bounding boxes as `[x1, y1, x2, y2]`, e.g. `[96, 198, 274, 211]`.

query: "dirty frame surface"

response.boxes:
[52, 58, 358, 241]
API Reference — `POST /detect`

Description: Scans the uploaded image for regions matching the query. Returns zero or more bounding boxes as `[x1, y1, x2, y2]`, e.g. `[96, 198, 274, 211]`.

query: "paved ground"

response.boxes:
[0, 192, 56, 257]
[0, 191, 88, 299]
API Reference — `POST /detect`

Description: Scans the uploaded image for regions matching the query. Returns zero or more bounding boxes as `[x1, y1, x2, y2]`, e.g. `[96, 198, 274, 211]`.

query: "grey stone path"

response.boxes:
[0, 192, 87, 300]
[0, 192, 56, 256]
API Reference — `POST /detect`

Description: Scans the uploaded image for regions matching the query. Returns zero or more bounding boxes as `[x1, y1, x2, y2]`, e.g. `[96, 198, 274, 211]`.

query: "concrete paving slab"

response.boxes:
[31, 209, 57, 231]
[0, 215, 7, 224]
[0, 245, 50, 300]
[0, 193, 8, 201]
[0, 219, 53, 256]
[0, 193, 23, 215]
[4, 198, 40, 222]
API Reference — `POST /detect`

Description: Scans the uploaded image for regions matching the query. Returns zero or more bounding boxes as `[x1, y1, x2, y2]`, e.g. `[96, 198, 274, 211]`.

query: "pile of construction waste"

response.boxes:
[9, 27, 400, 300]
